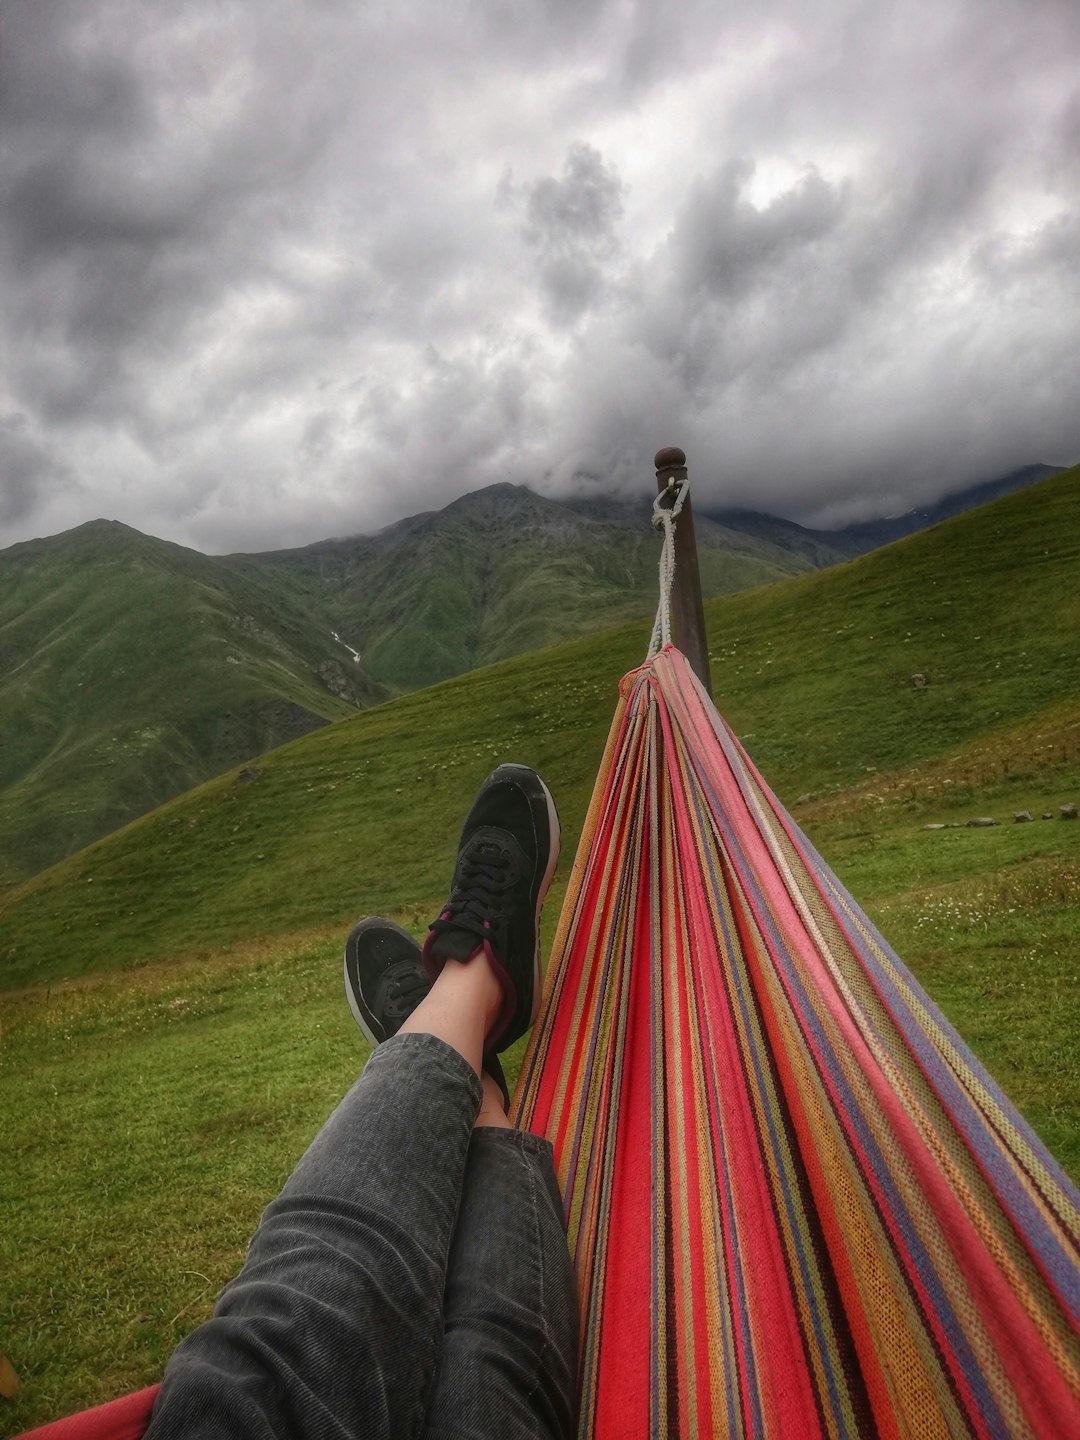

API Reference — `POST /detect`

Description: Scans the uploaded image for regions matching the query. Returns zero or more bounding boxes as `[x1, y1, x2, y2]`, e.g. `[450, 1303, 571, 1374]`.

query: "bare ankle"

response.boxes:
[475, 1070, 513, 1129]
[396, 953, 504, 1077]
[437, 954, 503, 1032]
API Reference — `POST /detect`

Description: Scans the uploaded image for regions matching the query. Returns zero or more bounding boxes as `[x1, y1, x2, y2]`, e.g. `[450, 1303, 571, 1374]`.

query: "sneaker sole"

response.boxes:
[529, 773, 562, 1031]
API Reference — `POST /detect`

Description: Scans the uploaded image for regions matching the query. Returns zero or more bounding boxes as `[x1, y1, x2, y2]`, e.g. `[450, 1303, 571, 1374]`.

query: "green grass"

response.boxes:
[2, 466, 1079, 1430]
[821, 817, 1080, 1172]
[1, 937, 364, 1431]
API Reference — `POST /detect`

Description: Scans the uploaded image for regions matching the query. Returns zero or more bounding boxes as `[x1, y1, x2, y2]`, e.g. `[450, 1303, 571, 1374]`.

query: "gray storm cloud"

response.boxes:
[0, 0, 1077, 551]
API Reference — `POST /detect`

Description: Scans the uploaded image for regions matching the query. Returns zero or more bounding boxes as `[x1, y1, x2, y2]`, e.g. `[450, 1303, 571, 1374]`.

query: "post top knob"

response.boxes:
[654, 446, 686, 470]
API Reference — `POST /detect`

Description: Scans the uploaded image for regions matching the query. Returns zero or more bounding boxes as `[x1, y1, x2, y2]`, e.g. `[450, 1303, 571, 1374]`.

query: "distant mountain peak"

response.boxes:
[442, 481, 548, 512]
[466, 480, 524, 498]
[64, 518, 148, 541]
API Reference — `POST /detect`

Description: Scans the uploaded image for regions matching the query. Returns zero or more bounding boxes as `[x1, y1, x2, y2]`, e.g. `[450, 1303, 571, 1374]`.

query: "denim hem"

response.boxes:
[375, 1029, 485, 1113]
[470, 1126, 556, 1160]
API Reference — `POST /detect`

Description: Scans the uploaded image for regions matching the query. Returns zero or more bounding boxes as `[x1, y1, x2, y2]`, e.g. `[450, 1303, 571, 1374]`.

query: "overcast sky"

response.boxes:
[1, 0, 1078, 553]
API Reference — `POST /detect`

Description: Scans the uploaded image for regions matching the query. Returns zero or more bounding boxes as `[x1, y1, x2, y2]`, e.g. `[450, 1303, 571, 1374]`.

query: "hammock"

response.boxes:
[513, 642, 1080, 1437]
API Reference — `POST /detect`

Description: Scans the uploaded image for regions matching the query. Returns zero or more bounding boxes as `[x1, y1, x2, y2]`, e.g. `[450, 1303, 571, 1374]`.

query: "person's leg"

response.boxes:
[144, 960, 496, 1440]
[345, 916, 579, 1440]
[421, 1079, 579, 1440]
[147, 764, 561, 1440]
[414, 760, 579, 1436]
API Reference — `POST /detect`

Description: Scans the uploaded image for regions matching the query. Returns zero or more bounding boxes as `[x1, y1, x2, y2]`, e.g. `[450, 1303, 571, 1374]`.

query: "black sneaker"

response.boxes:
[343, 917, 432, 1047]
[422, 764, 560, 1052]
[343, 916, 511, 1108]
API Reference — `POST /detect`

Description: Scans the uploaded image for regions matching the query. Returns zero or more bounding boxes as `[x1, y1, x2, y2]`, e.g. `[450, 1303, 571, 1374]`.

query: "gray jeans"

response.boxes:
[144, 1033, 578, 1439]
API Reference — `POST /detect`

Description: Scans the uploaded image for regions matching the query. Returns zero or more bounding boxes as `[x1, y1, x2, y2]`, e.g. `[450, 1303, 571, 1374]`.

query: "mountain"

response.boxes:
[4, 460, 1077, 990]
[0, 462, 1063, 891]
[232, 482, 818, 692]
[0, 520, 385, 891]
[650, 502, 851, 568]
[695, 463, 1066, 559]
[813, 463, 1065, 555]
[0, 490, 815, 889]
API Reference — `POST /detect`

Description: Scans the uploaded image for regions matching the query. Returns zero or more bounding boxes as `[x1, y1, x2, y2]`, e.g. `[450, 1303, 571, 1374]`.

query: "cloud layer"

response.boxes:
[2, 0, 1078, 551]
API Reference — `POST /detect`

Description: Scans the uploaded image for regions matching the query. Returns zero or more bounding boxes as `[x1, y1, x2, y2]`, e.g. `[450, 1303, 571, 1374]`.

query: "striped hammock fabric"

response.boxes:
[513, 645, 1080, 1438]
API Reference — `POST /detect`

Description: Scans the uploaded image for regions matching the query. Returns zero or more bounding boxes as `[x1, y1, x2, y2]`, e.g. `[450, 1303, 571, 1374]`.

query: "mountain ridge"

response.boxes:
[0, 461, 1061, 891]
[0, 487, 813, 889]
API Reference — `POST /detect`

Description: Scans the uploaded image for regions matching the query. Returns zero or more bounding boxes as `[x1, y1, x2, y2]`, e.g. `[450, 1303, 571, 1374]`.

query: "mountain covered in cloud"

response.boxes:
[5, 460, 1079, 1015]
[238, 482, 824, 692]
[701, 463, 1065, 558]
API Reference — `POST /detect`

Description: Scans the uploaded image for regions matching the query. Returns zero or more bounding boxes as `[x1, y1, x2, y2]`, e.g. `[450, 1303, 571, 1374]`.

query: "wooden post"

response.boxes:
[655, 446, 712, 696]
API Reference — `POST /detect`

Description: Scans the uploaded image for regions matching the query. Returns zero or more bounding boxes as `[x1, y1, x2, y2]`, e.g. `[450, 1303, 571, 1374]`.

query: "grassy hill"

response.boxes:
[233, 482, 816, 692]
[2, 465, 1078, 1430]
[0, 521, 378, 893]
[0, 488, 814, 894]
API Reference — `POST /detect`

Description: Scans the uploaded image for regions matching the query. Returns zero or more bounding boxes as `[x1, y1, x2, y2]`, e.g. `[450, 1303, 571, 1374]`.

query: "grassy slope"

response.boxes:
[2, 467, 1078, 1430]
[0, 523, 375, 892]
[352, 532, 802, 691]
[240, 487, 813, 693]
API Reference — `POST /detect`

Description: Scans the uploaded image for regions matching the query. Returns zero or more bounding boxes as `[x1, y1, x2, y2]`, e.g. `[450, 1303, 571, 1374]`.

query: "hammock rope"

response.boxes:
[514, 623, 1080, 1433]
[646, 474, 688, 660]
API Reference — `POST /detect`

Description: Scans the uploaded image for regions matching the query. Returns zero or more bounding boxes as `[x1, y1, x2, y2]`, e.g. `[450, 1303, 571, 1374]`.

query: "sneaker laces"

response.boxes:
[430, 840, 514, 945]
[380, 961, 431, 1022]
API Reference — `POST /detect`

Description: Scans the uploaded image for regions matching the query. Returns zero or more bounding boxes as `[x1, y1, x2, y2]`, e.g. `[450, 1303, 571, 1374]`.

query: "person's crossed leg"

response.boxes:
[144, 765, 578, 1440]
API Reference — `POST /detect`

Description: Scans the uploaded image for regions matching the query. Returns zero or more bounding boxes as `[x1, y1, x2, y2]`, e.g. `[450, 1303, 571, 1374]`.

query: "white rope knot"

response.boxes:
[646, 477, 688, 660]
